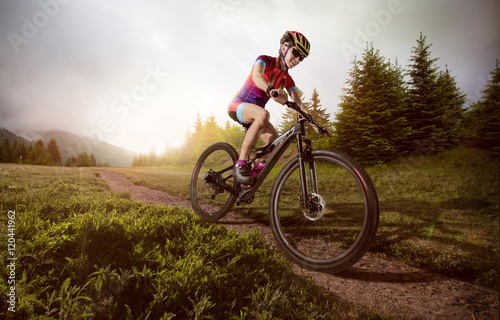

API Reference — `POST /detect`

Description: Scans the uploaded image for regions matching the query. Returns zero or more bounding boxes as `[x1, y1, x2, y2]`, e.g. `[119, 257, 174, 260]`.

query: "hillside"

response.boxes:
[0, 128, 136, 167]
[0, 127, 33, 147]
[39, 130, 137, 167]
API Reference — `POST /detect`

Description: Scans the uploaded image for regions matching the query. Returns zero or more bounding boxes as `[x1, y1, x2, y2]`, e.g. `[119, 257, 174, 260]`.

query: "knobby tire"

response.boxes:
[269, 150, 379, 272]
[190, 142, 238, 221]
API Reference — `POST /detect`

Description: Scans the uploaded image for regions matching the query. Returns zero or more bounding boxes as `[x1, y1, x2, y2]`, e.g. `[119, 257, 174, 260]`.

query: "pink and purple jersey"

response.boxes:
[232, 55, 297, 107]
[228, 55, 297, 126]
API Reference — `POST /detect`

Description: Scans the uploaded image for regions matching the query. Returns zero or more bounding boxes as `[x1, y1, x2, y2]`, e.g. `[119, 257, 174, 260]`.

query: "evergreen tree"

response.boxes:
[198, 114, 222, 155]
[148, 148, 158, 166]
[305, 88, 331, 140]
[132, 153, 148, 167]
[11, 140, 18, 163]
[90, 153, 97, 167]
[465, 59, 500, 157]
[436, 66, 467, 148]
[183, 112, 205, 163]
[406, 33, 441, 153]
[1, 139, 14, 163]
[335, 44, 408, 164]
[221, 120, 245, 150]
[279, 88, 309, 133]
[193, 112, 203, 137]
[16, 143, 28, 164]
[132, 154, 140, 167]
[405, 32, 466, 154]
[47, 138, 62, 165]
[66, 156, 78, 167]
[28, 139, 53, 165]
[76, 152, 93, 167]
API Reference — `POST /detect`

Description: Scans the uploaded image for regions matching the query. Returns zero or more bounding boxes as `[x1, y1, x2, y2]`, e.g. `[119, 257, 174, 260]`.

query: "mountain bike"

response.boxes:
[190, 100, 379, 272]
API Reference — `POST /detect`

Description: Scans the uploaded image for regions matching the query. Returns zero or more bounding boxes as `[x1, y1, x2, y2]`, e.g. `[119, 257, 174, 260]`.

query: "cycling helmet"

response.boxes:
[280, 31, 310, 58]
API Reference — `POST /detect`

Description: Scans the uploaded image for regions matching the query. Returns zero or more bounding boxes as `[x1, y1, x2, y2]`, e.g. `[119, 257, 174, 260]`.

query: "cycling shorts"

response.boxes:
[228, 100, 252, 128]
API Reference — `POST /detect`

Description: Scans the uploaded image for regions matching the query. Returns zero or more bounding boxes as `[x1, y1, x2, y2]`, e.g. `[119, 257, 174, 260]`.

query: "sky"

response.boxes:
[0, 0, 498, 154]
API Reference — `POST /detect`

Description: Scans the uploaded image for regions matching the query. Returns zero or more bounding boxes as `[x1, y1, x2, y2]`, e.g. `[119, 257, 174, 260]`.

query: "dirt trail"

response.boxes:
[98, 171, 499, 320]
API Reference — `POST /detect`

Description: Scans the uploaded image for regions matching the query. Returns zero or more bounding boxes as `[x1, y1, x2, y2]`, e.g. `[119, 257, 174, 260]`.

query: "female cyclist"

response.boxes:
[228, 30, 321, 184]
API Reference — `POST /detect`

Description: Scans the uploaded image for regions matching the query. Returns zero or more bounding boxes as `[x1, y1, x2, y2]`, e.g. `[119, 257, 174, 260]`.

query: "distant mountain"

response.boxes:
[0, 127, 137, 167]
[0, 127, 33, 147]
[39, 130, 137, 167]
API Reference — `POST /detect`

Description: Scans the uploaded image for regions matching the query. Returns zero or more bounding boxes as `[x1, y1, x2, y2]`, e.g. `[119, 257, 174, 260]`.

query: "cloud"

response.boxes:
[0, 0, 498, 153]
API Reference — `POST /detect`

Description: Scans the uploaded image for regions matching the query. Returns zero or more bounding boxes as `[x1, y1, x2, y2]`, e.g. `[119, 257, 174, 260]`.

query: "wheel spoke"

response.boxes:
[190, 143, 238, 221]
[270, 151, 379, 272]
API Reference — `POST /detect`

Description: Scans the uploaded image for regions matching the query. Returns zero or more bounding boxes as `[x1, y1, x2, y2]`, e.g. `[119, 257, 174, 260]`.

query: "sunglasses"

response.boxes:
[289, 46, 306, 61]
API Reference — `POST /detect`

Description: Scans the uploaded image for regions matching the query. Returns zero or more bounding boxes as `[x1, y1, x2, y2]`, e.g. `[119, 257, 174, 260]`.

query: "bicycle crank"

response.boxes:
[302, 193, 325, 221]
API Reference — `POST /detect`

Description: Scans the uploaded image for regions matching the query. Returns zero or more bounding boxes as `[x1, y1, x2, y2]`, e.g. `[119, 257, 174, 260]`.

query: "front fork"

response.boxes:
[296, 136, 318, 211]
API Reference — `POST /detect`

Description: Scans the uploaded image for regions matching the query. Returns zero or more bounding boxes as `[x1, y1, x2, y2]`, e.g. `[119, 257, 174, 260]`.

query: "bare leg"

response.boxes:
[256, 123, 279, 163]
[233, 104, 279, 184]
[239, 104, 272, 160]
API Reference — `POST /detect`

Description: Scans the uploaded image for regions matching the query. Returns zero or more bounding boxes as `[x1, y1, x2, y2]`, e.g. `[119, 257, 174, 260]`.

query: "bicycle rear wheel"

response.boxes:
[190, 142, 239, 221]
[269, 150, 379, 272]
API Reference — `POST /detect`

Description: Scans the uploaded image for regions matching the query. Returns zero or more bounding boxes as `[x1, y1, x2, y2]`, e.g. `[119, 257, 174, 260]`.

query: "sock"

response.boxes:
[250, 162, 265, 178]
[255, 162, 265, 171]
[236, 159, 247, 167]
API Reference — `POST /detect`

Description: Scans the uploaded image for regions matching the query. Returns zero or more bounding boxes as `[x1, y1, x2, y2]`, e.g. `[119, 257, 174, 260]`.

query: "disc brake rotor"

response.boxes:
[302, 193, 325, 221]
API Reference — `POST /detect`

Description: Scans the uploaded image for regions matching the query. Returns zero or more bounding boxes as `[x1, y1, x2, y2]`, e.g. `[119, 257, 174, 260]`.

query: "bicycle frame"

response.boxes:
[208, 100, 325, 208]
[239, 117, 309, 200]
[238, 111, 326, 215]
[192, 102, 379, 272]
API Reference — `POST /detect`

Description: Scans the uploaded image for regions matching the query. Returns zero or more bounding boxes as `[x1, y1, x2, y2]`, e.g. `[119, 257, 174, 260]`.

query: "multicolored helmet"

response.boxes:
[280, 31, 310, 58]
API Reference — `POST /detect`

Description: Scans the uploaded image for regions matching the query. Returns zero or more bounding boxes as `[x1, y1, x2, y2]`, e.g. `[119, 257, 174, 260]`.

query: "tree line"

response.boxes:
[134, 33, 498, 167]
[0, 137, 106, 167]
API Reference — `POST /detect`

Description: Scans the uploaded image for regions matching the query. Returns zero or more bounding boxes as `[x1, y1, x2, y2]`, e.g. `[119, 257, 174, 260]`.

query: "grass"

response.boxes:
[372, 147, 499, 287]
[106, 146, 499, 289]
[0, 164, 372, 319]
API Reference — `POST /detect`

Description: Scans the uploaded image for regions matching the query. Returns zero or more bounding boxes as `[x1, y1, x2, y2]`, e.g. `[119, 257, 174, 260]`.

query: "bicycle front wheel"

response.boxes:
[190, 142, 239, 221]
[269, 150, 379, 272]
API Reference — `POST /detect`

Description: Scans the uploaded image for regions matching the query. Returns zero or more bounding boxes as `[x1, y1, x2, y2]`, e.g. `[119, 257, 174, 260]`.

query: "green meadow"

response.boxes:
[0, 164, 370, 319]
[109, 147, 499, 288]
[0, 146, 498, 319]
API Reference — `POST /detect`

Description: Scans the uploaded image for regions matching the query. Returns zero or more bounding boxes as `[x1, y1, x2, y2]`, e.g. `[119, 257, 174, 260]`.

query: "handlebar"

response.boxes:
[271, 90, 330, 137]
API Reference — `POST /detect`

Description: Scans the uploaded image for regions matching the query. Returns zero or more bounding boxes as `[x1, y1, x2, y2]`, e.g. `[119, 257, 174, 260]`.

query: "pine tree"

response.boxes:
[29, 139, 53, 165]
[47, 138, 62, 165]
[436, 66, 467, 148]
[221, 120, 245, 150]
[76, 152, 93, 167]
[16, 143, 28, 164]
[465, 59, 500, 157]
[90, 153, 97, 167]
[335, 44, 408, 164]
[183, 112, 205, 162]
[405, 32, 466, 154]
[279, 88, 309, 133]
[305, 88, 331, 140]
[1, 139, 14, 163]
[132, 154, 140, 167]
[65, 156, 77, 167]
[199, 114, 222, 154]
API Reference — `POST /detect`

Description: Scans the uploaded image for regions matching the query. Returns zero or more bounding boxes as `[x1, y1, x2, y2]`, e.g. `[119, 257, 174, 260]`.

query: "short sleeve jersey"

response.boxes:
[234, 55, 297, 107]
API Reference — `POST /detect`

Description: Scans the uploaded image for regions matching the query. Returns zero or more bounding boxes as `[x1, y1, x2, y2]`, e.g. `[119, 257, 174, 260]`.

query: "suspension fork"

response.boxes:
[296, 134, 318, 210]
[307, 148, 318, 194]
[294, 136, 308, 209]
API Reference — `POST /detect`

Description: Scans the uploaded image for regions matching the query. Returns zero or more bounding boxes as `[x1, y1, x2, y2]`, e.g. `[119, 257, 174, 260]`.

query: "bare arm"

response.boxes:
[251, 63, 269, 92]
[252, 63, 288, 105]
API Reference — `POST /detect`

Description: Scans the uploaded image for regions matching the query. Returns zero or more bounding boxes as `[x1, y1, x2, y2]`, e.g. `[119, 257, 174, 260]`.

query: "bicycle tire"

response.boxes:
[269, 150, 379, 272]
[190, 142, 239, 221]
